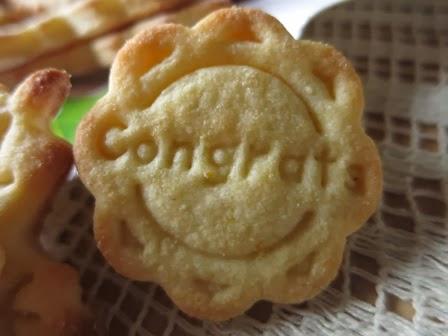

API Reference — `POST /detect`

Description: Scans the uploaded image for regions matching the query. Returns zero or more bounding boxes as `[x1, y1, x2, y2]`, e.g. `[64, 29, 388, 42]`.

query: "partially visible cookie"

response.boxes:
[0, 0, 232, 87]
[6, 0, 73, 11]
[0, 69, 92, 335]
[0, 0, 73, 26]
[0, 0, 189, 72]
[75, 8, 382, 321]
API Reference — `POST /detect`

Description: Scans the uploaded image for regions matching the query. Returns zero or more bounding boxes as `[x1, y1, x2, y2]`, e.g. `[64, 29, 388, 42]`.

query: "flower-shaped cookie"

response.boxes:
[0, 70, 92, 335]
[75, 8, 382, 320]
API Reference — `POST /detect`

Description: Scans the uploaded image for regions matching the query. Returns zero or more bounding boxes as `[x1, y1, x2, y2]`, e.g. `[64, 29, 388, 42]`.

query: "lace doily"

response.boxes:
[42, 0, 448, 334]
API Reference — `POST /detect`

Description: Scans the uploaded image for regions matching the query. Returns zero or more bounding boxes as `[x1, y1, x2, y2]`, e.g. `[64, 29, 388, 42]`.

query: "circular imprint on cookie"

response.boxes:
[131, 65, 320, 257]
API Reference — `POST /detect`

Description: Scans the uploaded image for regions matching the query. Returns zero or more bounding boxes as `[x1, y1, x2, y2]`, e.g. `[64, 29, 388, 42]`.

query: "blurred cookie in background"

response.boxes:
[0, 0, 190, 72]
[0, 0, 232, 89]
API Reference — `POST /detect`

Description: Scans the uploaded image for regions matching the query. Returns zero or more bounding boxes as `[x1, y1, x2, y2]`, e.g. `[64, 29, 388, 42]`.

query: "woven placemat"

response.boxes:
[42, 0, 448, 334]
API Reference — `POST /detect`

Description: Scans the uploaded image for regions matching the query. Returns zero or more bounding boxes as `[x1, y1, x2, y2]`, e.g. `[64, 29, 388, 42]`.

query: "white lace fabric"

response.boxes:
[42, 0, 448, 335]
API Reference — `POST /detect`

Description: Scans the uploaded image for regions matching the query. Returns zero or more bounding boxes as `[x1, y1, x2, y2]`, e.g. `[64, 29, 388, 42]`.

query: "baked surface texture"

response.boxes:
[0, 70, 92, 335]
[75, 8, 382, 321]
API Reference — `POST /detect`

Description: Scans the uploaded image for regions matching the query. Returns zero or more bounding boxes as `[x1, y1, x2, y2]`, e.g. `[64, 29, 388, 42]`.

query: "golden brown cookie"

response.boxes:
[0, 70, 92, 335]
[4, 0, 74, 14]
[0, 0, 189, 72]
[0, 0, 74, 26]
[6, 0, 72, 11]
[0, 0, 232, 87]
[74, 8, 382, 321]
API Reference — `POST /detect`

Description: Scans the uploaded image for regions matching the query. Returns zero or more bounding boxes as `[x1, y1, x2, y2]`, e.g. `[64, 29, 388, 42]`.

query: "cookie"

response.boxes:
[5, 0, 72, 11]
[0, 0, 232, 87]
[3, 0, 73, 14]
[0, 0, 76, 27]
[74, 8, 382, 321]
[0, 0, 59, 26]
[0, 5, 31, 25]
[0, 0, 189, 72]
[0, 70, 92, 335]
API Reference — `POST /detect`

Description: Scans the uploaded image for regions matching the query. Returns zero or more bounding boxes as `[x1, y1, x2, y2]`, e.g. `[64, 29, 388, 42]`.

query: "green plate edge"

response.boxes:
[52, 92, 104, 144]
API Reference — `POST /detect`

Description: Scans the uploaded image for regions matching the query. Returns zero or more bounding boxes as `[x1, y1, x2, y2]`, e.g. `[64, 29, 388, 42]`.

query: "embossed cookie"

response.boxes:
[74, 8, 382, 321]
[0, 70, 92, 335]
